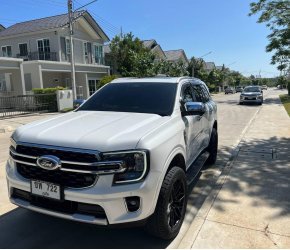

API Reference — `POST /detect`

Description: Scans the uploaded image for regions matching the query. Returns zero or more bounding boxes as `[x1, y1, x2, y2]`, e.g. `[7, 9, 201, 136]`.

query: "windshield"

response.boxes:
[243, 87, 261, 93]
[77, 82, 177, 116]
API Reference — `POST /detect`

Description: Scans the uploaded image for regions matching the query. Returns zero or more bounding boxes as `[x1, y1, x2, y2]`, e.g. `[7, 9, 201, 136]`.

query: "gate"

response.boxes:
[0, 94, 57, 119]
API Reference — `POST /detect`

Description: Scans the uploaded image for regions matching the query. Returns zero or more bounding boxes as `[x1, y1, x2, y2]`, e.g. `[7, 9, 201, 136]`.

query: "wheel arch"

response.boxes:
[149, 147, 186, 216]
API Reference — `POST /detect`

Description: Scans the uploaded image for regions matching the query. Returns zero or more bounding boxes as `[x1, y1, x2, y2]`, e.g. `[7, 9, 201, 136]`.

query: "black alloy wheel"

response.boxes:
[167, 179, 186, 229]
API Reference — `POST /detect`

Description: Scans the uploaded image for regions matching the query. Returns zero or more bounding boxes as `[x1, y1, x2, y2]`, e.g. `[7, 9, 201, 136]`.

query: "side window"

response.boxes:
[192, 85, 204, 103]
[182, 84, 195, 103]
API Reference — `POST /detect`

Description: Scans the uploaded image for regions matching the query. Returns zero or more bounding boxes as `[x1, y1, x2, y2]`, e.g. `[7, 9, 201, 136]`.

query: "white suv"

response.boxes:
[6, 77, 218, 239]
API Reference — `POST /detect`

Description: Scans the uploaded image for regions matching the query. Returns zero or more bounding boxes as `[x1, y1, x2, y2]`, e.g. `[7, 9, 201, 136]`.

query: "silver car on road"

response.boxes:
[239, 86, 263, 105]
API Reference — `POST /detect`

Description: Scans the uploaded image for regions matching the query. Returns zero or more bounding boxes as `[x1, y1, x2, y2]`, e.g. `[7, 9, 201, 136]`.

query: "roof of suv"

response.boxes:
[111, 77, 201, 84]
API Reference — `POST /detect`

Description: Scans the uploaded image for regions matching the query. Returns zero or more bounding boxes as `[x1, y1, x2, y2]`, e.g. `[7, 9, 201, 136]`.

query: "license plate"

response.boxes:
[31, 180, 61, 200]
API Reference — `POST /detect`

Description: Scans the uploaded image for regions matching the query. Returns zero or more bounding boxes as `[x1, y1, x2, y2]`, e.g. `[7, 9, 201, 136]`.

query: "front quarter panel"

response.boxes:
[136, 114, 186, 215]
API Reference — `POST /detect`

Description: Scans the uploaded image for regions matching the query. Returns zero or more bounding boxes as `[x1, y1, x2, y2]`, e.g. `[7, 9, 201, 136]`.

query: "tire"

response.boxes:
[145, 167, 188, 240]
[239, 102, 243, 105]
[206, 127, 218, 165]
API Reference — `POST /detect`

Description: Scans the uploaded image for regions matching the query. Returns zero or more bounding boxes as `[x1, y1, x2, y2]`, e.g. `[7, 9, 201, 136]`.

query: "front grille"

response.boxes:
[245, 97, 256, 100]
[17, 163, 97, 188]
[16, 144, 99, 163]
[12, 188, 106, 219]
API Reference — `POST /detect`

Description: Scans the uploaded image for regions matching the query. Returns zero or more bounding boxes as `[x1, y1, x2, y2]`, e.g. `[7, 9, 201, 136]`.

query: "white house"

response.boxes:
[0, 11, 110, 99]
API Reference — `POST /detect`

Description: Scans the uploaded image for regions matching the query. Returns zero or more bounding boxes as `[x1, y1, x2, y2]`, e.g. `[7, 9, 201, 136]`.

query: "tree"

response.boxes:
[249, 0, 290, 72]
[109, 33, 155, 77]
[154, 60, 189, 77]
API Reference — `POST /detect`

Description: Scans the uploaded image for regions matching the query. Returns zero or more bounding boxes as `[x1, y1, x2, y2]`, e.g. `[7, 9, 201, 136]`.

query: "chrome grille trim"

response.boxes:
[10, 147, 126, 175]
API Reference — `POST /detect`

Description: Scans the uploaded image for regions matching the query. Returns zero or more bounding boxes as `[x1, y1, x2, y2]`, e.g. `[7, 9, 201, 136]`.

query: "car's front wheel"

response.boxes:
[145, 167, 188, 240]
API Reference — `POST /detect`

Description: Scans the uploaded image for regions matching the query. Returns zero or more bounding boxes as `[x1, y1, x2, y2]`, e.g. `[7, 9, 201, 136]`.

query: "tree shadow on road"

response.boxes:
[209, 136, 290, 219]
[0, 208, 171, 249]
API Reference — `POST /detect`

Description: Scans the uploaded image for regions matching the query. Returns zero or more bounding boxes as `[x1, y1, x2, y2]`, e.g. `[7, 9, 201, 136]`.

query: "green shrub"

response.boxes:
[32, 86, 66, 94]
[287, 80, 290, 96]
[98, 75, 118, 89]
[32, 87, 65, 112]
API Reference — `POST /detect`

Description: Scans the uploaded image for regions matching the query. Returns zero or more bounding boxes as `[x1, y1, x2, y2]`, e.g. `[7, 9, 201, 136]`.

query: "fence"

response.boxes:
[0, 94, 57, 119]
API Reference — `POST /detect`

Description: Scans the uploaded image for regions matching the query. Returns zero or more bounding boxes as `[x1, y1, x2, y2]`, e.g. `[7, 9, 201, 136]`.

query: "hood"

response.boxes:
[14, 111, 169, 152]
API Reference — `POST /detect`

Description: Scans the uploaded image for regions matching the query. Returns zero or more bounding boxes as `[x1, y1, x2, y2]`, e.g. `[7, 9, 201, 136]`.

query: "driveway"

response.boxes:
[0, 89, 283, 248]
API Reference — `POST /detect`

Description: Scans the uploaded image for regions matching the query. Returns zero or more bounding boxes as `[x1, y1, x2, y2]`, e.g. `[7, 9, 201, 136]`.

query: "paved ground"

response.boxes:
[176, 88, 290, 248]
[0, 88, 289, 248]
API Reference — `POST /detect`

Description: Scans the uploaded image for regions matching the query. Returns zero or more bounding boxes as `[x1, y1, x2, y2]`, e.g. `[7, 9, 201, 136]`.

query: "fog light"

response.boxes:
[125, 196, 140, 212]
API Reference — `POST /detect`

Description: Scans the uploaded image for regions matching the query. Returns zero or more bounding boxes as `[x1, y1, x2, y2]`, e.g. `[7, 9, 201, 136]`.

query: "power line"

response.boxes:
[73, 0, 121, 36]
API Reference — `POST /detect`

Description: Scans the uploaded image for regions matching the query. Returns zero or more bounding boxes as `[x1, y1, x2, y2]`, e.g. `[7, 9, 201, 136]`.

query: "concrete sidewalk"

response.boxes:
[178, 92, 290, 248]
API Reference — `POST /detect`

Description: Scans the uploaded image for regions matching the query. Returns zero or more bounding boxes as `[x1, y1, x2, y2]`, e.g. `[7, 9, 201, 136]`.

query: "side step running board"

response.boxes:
[186, 152, 209, 185]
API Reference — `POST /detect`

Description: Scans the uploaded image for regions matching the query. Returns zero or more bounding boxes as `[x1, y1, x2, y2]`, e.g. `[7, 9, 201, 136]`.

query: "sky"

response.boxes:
[0, 0, 281, 78]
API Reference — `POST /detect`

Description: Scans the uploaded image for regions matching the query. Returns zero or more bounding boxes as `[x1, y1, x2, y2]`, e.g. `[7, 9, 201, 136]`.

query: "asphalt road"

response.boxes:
[0, 89, 274, 249]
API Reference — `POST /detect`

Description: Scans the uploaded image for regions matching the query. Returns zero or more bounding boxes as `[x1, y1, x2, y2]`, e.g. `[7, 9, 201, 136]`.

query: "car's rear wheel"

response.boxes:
[206, 127, 218, 165]
[145, 167, 187, 240]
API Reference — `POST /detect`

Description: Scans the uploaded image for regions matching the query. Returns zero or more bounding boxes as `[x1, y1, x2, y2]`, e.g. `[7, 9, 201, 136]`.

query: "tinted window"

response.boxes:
[78, 82, 177, 116]
[244, 87, 261, 92]
[192, 85, 205, 102]
[200, 85, 211, 102]
[182, 84, 195, 102]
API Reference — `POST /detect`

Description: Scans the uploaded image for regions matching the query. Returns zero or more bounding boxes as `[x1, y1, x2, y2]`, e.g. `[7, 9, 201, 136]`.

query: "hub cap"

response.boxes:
[167, 180, 186, 228]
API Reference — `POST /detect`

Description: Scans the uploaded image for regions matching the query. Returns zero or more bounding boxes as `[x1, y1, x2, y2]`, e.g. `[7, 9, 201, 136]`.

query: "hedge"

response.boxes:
[32, 86, 66, 94]
[32, 87, 66, 112]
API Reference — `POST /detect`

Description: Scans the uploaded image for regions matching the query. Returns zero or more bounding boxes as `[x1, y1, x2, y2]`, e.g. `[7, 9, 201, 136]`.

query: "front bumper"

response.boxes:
[240, 97, 263, 103]
[6, 159, 161, 225]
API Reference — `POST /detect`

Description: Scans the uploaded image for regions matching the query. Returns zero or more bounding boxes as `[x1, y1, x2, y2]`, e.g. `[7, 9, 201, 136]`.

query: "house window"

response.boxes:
[65, 38, 71, 56]
[0, 74, 6, 92]
[19, 43, 28, 57]
[94, 45, 103, 64]
[88, 79, 99, 96]
[1, 46, 12, 57]
[84, 42, 92, 64]
[37, 39, 50, 60]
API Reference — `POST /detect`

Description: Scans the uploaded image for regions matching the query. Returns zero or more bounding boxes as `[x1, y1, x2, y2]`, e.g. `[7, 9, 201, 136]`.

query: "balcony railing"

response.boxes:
[16, 51, 57, 61]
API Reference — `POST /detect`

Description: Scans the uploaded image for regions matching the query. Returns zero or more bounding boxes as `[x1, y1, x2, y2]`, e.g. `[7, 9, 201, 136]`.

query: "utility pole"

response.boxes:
[68, 0, 77, 100]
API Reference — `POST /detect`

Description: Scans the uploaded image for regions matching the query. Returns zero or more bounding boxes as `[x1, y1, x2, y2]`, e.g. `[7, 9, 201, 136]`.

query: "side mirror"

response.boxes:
[183, 102, 205, 116]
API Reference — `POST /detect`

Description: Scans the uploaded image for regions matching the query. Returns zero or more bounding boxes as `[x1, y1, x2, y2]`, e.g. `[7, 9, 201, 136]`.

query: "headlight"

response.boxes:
[102, 150, 149, 184]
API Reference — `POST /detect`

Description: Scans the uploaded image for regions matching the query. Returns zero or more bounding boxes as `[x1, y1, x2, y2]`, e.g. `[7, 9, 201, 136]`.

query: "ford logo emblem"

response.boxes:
[36, 155, 61, 170]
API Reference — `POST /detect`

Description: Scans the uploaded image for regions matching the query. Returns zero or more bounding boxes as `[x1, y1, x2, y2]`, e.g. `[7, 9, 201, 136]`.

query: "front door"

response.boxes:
[181, 83, 204, 167]
[192, 84, 212, 150]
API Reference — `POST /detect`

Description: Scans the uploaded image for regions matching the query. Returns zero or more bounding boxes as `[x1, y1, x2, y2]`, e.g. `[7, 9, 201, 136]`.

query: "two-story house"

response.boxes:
[142, 39, 166, 61]
[164, 49, 189, 66]
[0, 11, 110, 99]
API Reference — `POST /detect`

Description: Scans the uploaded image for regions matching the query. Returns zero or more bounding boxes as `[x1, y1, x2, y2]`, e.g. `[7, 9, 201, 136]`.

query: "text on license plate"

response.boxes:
[31, 180, 61, 200]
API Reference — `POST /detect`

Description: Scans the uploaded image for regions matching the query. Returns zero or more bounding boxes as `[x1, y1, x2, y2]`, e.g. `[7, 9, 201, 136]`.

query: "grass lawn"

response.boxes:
[280, 94, 290, 117]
